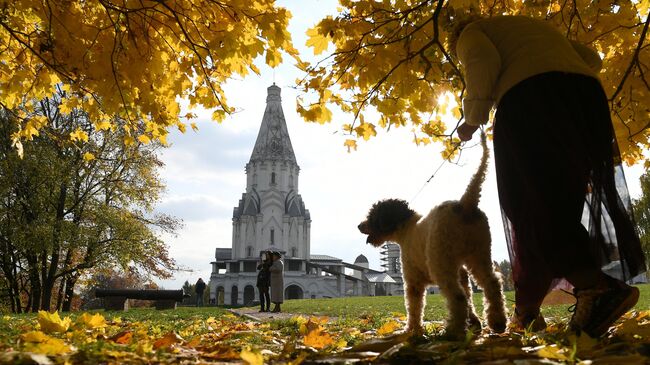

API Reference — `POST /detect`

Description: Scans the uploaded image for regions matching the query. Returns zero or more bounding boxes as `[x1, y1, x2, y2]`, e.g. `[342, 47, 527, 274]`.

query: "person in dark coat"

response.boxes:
[256, 251, 272, 312]
[269, 251, 284, 312]
[195, 278, 206, 307]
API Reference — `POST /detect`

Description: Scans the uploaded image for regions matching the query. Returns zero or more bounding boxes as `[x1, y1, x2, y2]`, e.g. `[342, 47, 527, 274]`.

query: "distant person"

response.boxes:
[195, 278, 206, 307]
[269, 251, 284, 313]
[256, 251, 272, 312]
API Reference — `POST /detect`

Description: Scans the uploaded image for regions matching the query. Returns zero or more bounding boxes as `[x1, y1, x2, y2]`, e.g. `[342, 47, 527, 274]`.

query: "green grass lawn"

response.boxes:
[0, 284, 647, 364]
[275, 283, 650, 323]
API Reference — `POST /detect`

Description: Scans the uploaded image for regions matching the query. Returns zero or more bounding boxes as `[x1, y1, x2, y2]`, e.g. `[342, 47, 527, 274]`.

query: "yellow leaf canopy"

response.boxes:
[300, 0, 650, 162]
[1, 0, 296, 146]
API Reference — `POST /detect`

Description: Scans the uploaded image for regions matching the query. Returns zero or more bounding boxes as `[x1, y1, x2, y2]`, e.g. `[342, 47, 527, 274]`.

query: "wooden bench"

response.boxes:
[94, 289, 188, 311]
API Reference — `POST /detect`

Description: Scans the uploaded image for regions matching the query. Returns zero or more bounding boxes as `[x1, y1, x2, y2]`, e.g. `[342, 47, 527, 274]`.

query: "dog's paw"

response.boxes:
[490, 320, 507, 334]
[488, 313, 508, 333]
[405, 325, 425, 337]
[467, 315, 482, 334]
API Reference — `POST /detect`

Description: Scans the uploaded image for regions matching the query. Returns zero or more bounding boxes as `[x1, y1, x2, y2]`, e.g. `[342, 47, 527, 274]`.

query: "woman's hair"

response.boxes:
[447, 13, 483, 57]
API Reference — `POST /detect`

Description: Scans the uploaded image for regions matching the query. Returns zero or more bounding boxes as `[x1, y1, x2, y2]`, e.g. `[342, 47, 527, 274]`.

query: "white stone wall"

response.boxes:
[210, 269, 342, 305]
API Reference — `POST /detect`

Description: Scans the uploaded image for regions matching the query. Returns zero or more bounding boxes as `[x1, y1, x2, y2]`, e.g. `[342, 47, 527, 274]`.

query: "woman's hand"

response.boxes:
[457, 123, 479, 141]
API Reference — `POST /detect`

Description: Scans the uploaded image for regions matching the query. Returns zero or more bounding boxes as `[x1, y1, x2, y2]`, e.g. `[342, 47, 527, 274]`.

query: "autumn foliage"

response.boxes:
[1, 305, 649, 364]
[298, 0, 650, 161]
[0, 0, 296, 153]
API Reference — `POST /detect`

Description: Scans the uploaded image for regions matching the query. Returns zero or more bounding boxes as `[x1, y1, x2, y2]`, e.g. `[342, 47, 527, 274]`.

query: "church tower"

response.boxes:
[231, 84, 311, 260]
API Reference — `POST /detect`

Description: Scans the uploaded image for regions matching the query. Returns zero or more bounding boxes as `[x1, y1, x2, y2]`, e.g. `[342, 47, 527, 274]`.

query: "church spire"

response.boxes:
[249, 84, 297, 165]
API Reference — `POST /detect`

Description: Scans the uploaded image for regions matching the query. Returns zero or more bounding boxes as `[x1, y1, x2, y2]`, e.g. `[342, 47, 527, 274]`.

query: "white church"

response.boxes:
[208, 84, 403, 305]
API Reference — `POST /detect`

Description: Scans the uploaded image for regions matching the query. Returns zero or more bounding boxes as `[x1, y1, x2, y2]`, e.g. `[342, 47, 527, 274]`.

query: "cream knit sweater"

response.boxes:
[456, 16, 603, 126]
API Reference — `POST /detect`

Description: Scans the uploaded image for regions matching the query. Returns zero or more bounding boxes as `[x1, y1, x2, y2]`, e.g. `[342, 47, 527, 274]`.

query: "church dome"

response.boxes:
[354, 254, 369, 264]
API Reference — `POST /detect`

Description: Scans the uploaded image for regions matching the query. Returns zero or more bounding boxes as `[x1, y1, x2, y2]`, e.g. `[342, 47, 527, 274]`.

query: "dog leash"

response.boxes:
[409, 127, 484, 204]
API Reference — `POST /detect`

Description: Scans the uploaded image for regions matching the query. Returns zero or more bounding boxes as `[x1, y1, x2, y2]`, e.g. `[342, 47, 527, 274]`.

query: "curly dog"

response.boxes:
[358, 133, 507, 339]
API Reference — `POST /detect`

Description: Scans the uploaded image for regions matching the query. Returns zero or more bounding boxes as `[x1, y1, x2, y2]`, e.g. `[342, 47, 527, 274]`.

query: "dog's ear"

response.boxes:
[367, 199, 416, 236]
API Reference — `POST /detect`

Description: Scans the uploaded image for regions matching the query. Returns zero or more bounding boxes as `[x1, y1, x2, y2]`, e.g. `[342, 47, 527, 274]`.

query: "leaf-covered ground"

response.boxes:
[0, 286, 649, 364]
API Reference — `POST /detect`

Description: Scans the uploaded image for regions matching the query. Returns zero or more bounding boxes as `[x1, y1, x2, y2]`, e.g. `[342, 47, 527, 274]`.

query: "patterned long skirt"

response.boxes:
[493, 72, 646, 309]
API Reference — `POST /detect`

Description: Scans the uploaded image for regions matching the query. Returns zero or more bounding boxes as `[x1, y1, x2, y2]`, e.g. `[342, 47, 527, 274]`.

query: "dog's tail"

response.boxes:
[459, 131, 489, 215]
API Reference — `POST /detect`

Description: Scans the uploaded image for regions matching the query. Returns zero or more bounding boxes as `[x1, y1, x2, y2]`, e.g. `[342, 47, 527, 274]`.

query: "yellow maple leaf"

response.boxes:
[94, 120, 111, 131]
[110, 330, 133, 344]
[303, 330, 334, 349]
[24, 338, 73, 355]
[76, 312, 106, 329]
[265, 49, 283, 67]
[82, 152, 95, 161]
[37, 311, 71, 333]
[568, 332, 598, 355]
[377, 320, 401, 336]
[614, 318, 650, 338]
[20, 331, 50, 343]
[153, 331, 183, 350]
[69, 129, 89, 143]
[137, 134, 151, 144]
[21, 330, 73, 355]
[344, 139, 357, 152]
[240, 348, 264, 365]
[354, 122, 377, 141]
[305, 27, 330, 55]
[536, 344, 571, 361]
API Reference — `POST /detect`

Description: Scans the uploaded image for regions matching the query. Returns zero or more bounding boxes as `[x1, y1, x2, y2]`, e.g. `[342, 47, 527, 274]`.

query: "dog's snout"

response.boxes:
[358, 221, 369, 234]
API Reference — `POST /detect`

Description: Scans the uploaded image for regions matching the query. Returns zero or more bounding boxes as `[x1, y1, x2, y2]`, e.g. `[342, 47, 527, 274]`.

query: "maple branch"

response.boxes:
[610, 11, 650, 103]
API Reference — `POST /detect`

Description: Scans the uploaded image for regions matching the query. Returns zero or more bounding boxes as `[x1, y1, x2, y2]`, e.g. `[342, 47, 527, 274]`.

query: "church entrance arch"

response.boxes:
[243, 285, 255, 305]
[231, 286, 239, 306]
[216, 286, 225, 305]
[375, 284, 386, 296]
[284, 284, 304, 300]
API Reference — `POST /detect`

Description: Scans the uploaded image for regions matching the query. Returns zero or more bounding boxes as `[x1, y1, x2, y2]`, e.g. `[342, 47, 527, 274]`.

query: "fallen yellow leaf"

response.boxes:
[110, 330, 133, 344]
[377, 320, 401, 336]
[37, 311, 71, 333]
[21, 331, 74, 355]
[153, 331, 183, 350]
[76, 313, 106, 329]
[303, 329, 334, 349]
[569, 332, 598, 354]
[20, 331, 50, 343]
[536, 344, 571, 361]
[240, 348, 263, 365]
[614, 318, 650, 338]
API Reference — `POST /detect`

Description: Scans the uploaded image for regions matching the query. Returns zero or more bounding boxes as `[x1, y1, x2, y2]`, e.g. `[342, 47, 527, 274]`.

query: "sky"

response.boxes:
[154, 0, 646, 290]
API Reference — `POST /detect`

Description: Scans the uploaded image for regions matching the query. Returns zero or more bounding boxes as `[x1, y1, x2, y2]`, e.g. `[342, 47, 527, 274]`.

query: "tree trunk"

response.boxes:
[1, 240, 20, 313]
[26, 253, 42, 312]
[41, 182, 67, 311]
[55, 277, 65, 311]
[61, 276, 77, 312]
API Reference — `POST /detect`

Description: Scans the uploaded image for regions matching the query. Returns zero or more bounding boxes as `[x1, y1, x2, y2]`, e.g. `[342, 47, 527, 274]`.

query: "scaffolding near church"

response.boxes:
[380, 243, 401, 274]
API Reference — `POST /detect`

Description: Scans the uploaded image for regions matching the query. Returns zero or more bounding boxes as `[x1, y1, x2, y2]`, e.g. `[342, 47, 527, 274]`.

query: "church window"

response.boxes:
[270, 229, 275, 245]
[289, 174, 294, 188]
[246, 246, 253, 257]
[291, 247, 297, 257]
[271, 172, 276, 184]
[287, 259, 302, 272]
